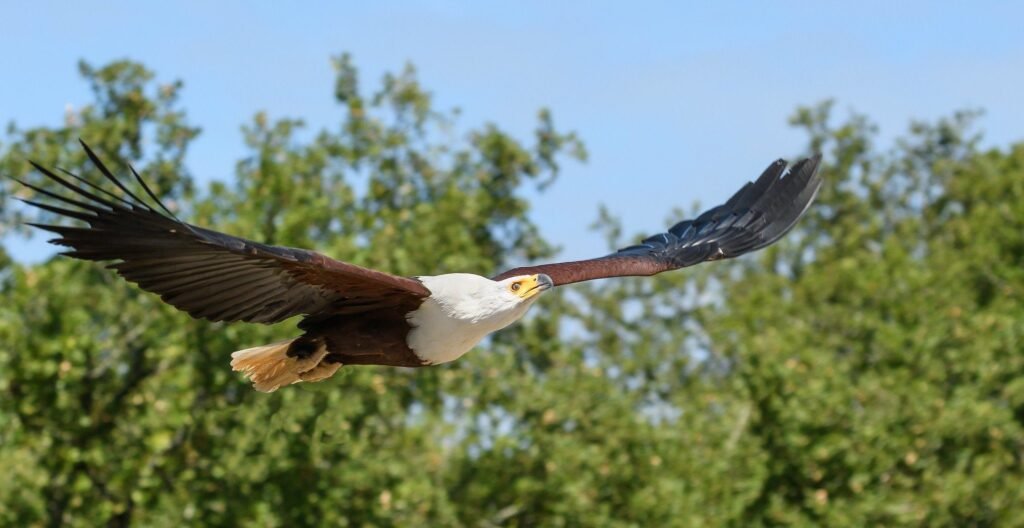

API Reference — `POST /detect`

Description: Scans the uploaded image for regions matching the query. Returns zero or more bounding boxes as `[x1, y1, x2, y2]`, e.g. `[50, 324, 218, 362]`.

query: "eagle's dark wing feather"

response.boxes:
[493, 155, 823, 285]
[17, 141, 430, 324]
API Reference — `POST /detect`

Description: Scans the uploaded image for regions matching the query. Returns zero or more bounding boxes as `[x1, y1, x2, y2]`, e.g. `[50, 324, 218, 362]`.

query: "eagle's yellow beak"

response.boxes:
[511, 274, 554, 299]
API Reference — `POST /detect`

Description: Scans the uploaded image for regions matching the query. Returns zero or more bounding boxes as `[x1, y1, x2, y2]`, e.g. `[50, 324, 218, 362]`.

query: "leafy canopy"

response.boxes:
[1, 58, 1022, 527]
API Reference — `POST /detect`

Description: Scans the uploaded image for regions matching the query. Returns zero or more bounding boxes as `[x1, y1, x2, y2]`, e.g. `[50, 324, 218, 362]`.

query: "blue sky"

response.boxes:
[4, 1, 1023, 265]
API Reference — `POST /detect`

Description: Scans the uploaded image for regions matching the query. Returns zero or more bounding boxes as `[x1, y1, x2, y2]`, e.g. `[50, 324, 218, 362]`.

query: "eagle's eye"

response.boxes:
[510, 282, 521, 292]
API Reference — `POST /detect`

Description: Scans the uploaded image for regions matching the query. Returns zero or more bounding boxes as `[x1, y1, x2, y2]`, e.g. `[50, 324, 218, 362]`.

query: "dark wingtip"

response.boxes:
[128, 162, 179, 220]
[77, 139, 153, 209]
[747, 153, 824, 249]
[692, 153, 824, 258]
[24, 222, 66, 236]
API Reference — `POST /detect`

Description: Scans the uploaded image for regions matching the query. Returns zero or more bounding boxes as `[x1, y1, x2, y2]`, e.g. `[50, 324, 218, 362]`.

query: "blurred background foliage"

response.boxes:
[1, 57, 1022, 527]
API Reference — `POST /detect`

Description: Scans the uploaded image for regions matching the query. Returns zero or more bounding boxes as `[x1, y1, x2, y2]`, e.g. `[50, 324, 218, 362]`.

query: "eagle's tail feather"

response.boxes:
[230, 338, 338, 392]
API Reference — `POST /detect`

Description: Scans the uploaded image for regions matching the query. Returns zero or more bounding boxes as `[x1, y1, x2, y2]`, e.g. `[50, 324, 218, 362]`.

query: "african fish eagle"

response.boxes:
[15, 141, 822, 391]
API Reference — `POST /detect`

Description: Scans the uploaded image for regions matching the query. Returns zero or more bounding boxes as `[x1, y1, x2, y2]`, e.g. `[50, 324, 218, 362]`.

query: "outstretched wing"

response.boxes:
[15, 141, 430, 324]
[493, 155, 823, 285]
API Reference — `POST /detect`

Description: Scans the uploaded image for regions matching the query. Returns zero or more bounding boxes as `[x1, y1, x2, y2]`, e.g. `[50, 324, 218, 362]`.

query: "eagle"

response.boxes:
[15, 141, 822, 391]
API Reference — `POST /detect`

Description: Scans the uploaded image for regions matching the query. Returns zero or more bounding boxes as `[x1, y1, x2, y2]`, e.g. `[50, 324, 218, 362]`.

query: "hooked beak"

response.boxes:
[523, 273, 554, 298]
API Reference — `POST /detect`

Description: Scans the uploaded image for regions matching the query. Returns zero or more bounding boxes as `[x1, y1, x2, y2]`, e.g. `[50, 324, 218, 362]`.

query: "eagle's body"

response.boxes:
[230, 273, 550, 390]
[15, 142, 822, 392]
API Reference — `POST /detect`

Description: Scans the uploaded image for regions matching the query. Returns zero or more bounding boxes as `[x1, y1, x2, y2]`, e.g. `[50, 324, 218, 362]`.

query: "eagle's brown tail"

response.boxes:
[230, 338, 342, 392]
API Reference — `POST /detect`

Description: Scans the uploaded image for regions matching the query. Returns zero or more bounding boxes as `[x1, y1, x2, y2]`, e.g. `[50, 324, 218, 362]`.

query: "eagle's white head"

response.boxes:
[406, 273, 554, 364]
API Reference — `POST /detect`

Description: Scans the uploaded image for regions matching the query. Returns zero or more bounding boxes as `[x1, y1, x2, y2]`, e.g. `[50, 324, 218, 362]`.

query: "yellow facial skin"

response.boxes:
[508, 274, 554, 300]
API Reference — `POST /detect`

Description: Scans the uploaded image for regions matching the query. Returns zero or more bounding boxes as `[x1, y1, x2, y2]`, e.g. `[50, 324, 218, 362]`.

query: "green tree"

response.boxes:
[692, 103, 1024, 526]
[2, 57, 1023, 527]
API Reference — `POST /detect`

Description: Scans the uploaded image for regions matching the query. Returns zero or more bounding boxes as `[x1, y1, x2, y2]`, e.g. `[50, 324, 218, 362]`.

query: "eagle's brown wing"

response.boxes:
[16, 141, 430, 324]
[494, 155, 822, 285]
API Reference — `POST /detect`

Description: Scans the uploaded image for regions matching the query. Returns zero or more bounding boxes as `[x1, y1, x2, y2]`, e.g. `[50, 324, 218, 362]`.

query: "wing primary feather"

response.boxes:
[78, 139, 153, 210]
[56, 166, 139, 208]
[17, 198, 98, 222]
[13, 177, 107, 215]
[28, 161, 122, 211]
[24, 222, 81, 236]
[751, 158, 822, 249]
[726, 159, 786, 213]
[128, 163, 183, 222]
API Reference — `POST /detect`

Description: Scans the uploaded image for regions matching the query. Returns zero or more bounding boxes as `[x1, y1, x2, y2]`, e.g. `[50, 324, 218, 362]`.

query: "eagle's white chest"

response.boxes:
[405, 274, 533, 365]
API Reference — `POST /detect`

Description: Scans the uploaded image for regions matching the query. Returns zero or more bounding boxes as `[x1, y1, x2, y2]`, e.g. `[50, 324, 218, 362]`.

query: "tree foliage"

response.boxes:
[1, 58, 1022, 527]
